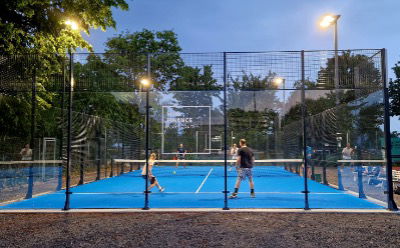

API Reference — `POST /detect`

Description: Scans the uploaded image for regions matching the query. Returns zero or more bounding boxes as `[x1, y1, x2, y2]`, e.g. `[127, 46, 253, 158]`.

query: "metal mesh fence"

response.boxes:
[0, 49, 396, 210]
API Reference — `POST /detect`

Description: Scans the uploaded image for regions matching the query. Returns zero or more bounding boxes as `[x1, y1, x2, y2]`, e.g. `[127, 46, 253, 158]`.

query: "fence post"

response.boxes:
[56, 58, 67, 191]
[63, 51, 73, 211]
[25, 65, 36, 199]
[301, 50, 310, 210]
[143, 53, 151, 210]
[381, 48, 398, 210]
[222, 52, 229, 210]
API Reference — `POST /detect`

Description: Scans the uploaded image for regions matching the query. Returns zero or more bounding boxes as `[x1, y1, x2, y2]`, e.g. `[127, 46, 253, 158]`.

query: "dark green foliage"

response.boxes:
[0, 0, 129, 157]
[316, 51, 381, 89]
[389, 62, 400, 116]
[105, 30, 183, 90]
[0, 0, 128, 54]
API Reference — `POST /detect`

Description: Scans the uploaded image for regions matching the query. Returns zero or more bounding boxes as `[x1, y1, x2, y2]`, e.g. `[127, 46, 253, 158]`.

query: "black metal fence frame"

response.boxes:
[0, 49, 397, 210]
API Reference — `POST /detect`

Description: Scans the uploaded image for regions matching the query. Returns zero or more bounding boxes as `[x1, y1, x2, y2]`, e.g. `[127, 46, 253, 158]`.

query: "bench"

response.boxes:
[393, 170, 400, 194]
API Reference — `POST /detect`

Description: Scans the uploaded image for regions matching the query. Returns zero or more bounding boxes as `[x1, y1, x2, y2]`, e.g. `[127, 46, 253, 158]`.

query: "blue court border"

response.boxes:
[0, 166, 386, 209]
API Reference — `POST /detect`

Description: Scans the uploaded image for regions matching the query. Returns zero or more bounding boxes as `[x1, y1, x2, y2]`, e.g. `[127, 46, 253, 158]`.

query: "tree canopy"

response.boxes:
[0, 0, 128, 54]
[389, 62, 400, 117]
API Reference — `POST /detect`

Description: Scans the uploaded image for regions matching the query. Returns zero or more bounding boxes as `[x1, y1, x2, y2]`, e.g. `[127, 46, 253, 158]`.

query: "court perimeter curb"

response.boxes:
[0, 209, 398, 214]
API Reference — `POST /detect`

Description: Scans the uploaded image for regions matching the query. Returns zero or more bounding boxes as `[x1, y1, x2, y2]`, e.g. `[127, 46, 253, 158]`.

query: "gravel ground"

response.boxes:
[0, 212, 399, 248]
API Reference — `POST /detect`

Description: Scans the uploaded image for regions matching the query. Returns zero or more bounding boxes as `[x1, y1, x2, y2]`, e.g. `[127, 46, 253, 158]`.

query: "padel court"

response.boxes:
[0, 161, 385, 209]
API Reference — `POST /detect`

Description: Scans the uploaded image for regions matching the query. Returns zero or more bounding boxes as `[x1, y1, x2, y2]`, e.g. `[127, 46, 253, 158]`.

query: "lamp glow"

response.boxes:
[273, 77, 284, 86]
[140, 78, 151, 87]
[65, 20, 79, 30]
[320, 15, 338, 28]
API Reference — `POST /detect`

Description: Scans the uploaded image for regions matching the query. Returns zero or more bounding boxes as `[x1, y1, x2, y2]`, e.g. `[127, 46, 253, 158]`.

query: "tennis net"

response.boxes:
[113, 159, 304, 177]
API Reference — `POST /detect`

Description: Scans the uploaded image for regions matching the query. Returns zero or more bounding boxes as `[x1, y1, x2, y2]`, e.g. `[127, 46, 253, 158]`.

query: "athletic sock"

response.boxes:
[250, 189, 254, 194]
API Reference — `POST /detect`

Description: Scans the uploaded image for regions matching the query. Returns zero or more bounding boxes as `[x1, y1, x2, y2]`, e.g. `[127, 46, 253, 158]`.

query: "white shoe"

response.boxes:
[229, 193, 238, 199]
[159, 187, 165, 192]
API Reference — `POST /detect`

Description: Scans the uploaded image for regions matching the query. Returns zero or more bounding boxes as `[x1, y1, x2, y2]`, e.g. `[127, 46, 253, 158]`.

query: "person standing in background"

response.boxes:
[20, 144, 32, 161]
[229, 143, 238, 171]
[175, 143, 186, 168]
[342, 143, 354, 160]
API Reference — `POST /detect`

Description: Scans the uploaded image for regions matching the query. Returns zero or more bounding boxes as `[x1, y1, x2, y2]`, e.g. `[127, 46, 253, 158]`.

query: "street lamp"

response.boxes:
[272, 76, 286, 158]
[273, 77, 284, 86]
[65, 20, 79, 30]
[140, 78, 151, 88]
[141, 77, 152, 210]
[320, 14, 344, 191]
[319, 14, 341, 104]
[273, 76, 285, 106]
[63, 18, 79, 210]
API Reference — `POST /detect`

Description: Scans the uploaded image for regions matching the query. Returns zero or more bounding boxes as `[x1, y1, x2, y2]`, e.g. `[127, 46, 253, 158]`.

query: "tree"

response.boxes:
[317, 51, 381, 91]
[0, 0, 128, 54]
[0, 1, 128, 158]
[229, 71, 280, 111]
[104, 29, 183, 90]
[389, 62, 400, 116]
[282, 52, 383, 156]
[170, 65, 221, 91]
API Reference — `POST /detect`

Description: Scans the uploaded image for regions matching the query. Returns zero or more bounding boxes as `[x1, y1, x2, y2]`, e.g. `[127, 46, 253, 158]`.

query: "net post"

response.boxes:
[63, 50, 73, 211]
[322, 150, 328, 185]
[301, 50, 310, 210]
[356, 164, 366, 199]
[96, 126, 101, 181]
[110, 158, 114, 177]
[78, 140, 84, 185]
[337, 163, 344, 190]
[381, 48, 398, 211]
[104, 128, 108, 178]
[143, 53, 151, 210]
[222, 52, 230, 210]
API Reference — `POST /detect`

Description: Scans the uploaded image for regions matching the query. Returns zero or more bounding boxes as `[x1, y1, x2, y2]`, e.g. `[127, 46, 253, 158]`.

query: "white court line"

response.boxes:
[338, 160, 386, 163]
[195, 168, 214, 193]
[114, 159, 303, 163]
[0, 209, 395, 213]
[48, 192, 348, 195]
[0, 160, 63, 165]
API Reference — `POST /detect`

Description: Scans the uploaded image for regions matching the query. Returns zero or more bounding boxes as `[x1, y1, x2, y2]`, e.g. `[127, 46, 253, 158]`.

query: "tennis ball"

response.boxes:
[172, 171, 176, 174]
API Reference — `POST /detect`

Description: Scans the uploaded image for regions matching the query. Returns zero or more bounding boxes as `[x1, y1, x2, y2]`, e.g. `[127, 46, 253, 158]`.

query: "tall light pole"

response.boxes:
[273, 77, 285, 157]
[273, 77, 285, 106]
[320, 14, 343, 191]
[63, 19, 78, 210]
[320, 14, 341, 104]
[141, 76, 151, 210]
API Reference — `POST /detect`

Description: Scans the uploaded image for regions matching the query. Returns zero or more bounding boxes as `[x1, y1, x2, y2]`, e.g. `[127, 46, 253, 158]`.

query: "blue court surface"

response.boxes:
[0, 166, 385, 209]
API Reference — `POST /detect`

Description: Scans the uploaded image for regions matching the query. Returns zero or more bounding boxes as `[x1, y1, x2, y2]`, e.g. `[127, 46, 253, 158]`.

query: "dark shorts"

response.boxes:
[177, 155, 185, 160]
[238, 168, 253, 181]
[142, 175, 156, 184]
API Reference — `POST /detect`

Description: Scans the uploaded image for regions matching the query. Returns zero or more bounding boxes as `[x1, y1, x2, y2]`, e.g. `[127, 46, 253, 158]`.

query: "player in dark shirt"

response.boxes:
[175, 143, 186, 168]
[229, 139, 255, 199]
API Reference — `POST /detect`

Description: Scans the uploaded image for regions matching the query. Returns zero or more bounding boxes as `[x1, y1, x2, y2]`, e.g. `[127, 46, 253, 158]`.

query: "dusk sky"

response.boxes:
[84, 0, 400, 129]
[85, 0, 400, 73]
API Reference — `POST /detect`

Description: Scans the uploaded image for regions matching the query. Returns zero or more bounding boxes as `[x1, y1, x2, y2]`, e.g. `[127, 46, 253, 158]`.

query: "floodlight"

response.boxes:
[320, 15, 340, 28]
[140, 78, 151, 87]
[65, 20, 79, 30]
[273, 77, 284, 86]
